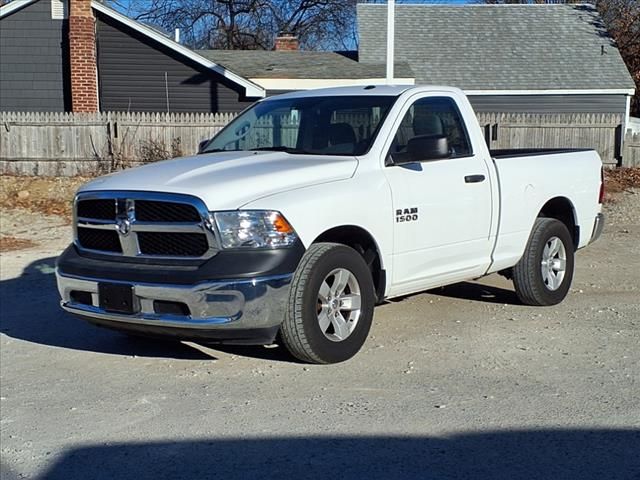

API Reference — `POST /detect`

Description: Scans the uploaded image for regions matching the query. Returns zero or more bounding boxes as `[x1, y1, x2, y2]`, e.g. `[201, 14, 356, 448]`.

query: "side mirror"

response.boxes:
[406, 134, 450, 163]
[198, 139, 210, 154]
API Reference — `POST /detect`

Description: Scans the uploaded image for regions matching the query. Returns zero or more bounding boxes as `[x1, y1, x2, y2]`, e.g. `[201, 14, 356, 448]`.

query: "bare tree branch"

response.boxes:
[121, 0, 357, 50]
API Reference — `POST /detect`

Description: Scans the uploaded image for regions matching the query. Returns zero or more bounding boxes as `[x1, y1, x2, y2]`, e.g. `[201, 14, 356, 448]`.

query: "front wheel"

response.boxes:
[513, 218, 575, 306]
[280, 243, 375, 364]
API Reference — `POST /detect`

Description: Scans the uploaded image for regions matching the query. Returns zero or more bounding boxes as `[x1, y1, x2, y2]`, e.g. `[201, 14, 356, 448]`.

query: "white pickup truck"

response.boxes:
[56, 85, 605, 364]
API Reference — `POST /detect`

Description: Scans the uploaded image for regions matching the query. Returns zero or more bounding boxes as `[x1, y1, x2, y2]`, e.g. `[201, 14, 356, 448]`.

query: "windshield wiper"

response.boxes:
[200, 148, 228, 154]
[251, 146, 311, 154]
[201, 146, 311, 155]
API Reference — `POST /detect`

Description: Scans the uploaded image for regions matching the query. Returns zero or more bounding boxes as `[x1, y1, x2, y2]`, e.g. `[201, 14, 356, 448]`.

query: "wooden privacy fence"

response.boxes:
[0, 111, 234, 176]
[623, 131, 640, 167]
[477, 113, 623, 166]
[0, 110, 632, 176]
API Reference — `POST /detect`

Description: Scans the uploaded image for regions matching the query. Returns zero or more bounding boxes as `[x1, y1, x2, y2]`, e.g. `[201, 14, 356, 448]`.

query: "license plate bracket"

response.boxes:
[98, 283, 135, 314]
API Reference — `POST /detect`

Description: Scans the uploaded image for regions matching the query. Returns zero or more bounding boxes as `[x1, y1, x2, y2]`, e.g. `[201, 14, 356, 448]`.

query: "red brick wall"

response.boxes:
[69, 0, 98, 112]
[274, 35, 299, 51]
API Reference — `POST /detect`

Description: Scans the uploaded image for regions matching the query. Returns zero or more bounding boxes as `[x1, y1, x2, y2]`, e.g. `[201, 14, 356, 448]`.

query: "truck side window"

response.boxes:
[390, 97, 472, 161]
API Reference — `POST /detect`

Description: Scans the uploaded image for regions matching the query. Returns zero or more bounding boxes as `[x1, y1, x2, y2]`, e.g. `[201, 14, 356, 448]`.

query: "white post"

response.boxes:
[386, 0, 395, 84]
[624, 94, 631, 134]
[621, 94, 632, 163]
[174, 28, 180, 43]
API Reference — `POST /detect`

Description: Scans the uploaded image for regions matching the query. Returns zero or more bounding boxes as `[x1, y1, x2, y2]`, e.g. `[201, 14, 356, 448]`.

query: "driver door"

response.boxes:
[383, 95, 493, 295]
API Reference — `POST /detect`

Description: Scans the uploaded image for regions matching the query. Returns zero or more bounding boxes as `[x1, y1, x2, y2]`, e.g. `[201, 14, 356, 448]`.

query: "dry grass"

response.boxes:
[0, 236, 38, 252]
[0, 175, 89, 219]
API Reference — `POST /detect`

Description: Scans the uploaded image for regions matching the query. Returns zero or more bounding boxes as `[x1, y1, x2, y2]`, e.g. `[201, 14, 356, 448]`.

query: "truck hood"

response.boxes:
[79, 151, 358, 210]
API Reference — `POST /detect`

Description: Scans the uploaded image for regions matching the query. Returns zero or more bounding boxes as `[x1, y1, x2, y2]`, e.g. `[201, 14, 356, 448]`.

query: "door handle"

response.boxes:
[464, 174, 486, 183]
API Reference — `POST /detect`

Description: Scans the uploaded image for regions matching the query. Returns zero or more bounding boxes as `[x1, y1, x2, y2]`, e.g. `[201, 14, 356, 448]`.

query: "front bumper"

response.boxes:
[56, 271, 292, 344]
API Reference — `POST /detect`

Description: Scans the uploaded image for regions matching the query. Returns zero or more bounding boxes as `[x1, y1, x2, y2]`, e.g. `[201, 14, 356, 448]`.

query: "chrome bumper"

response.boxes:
[590, 212, 605, 244]
[56, 271, 292, 333]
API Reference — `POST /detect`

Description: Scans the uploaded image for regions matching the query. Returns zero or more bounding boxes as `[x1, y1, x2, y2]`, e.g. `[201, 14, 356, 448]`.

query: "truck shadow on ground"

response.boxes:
[0, 256, 297, 362]
[429, 281, 521, 305]
[37, 430, 640, 480]
[385, 281, 521, 306]
[1, 257, 519, 361]
[0, 257, 213, 360]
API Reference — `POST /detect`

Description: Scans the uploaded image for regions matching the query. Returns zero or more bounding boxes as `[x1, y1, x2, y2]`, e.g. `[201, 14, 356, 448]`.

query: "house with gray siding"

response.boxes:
[357, 4, 635, 122]
[0, 0, 69, 111]
[0, 0, 407, 113]
[92, 4, 259, 113]
[0, 0, 266, 113]
[1, 0, 635, 161]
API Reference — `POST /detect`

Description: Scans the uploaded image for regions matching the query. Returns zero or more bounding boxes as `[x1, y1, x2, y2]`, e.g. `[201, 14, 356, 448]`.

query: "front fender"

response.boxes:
[242, 173, 393, 273]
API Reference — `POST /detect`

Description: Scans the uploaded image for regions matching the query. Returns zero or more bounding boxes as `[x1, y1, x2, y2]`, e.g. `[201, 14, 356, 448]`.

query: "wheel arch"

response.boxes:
[537, 196, 579, 249]
[313, 225, 386, 302]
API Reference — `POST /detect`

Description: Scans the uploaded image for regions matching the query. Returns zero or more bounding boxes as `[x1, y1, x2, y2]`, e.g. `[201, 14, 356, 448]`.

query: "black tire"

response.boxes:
[280, 242, 375, 364]
[513, 218, 575, 306]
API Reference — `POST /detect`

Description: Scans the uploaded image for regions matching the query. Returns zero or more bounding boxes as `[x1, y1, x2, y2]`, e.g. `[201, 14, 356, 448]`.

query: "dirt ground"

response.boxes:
[1, 176, 639, 480]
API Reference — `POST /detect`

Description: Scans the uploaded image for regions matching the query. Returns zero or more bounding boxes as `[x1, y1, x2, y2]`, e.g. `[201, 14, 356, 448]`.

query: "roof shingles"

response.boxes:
[198, 50, 413, 79]
[357, 4, 635, 91]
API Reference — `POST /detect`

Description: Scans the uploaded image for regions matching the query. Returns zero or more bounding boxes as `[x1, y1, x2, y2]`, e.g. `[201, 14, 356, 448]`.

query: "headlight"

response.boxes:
[213, 210, 298, 249]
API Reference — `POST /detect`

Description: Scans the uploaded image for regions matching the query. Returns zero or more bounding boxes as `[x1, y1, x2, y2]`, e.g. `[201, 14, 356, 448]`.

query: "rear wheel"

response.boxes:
[280, 243, 375, 364]
[513, 218, 575, 306]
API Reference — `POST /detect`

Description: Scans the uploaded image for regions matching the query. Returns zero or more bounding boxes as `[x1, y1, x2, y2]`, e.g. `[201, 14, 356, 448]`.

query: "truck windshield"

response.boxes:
[202, 95, 397, 156]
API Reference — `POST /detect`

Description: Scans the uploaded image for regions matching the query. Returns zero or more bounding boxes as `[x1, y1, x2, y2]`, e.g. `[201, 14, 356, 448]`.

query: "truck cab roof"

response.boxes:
[267, 84, 464, 100]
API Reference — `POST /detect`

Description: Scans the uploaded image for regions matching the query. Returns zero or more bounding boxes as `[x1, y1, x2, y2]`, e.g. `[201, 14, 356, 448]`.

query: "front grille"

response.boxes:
[74, 192, 216, 259]
[77, 228, 122, 252]
[135, 201, 201, 223]
[138, 232, 209, 257]
[77, 199, 116, 220]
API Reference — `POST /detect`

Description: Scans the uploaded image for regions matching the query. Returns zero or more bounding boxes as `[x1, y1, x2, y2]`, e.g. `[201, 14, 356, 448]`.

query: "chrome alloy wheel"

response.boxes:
[541, 236, 567, 291]
[316, 268, 362, 342]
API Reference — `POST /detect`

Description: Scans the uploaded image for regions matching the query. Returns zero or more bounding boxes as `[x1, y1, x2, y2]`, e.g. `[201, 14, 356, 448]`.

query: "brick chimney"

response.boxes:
[274, 33, 299, 51]
[69, 0, 99, 112]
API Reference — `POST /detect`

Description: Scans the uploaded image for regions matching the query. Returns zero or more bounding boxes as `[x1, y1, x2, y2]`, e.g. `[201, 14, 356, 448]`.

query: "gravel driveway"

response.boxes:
[1, 192, 639, 480]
